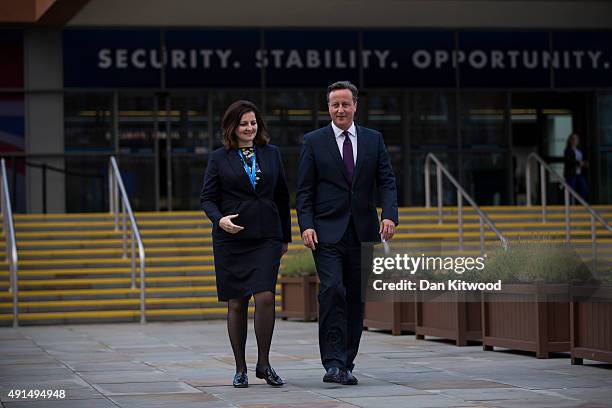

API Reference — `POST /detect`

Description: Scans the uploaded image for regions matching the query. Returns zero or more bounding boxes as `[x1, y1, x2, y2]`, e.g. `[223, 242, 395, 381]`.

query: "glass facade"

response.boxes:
[57, 88, 609, 211]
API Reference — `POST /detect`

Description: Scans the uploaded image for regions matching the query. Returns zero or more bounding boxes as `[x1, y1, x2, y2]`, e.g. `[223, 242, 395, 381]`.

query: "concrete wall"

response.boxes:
[69, 0, 612, 29]
[24, 28, 65, 213]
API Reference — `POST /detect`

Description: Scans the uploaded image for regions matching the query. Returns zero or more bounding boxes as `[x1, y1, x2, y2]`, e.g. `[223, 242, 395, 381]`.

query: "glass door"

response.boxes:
[117, 93, 158, 211]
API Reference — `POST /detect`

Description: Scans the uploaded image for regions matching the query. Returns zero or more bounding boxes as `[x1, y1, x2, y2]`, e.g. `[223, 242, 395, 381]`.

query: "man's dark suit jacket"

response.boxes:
[296, 124, 398, 244]
[200, 144, 292, 243]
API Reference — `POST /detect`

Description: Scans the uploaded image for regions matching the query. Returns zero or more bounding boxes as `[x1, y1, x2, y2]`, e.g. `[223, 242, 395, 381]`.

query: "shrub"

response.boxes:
[280, 250, 316, 276]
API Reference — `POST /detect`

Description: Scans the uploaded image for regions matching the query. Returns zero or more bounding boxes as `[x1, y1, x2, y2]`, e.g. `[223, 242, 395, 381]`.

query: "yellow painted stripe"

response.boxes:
[0, 297, 217, 308]
[0, 287, 213, 298]
[0, 296, 280, 308]
[0, 285, 279, 299]
[17, 237, 212, 247]
[0, 307, 280, 320]
[17, 255, 213, 267]
[13, 276, 215, 287]
[15, 219, 212, 228]
[18, 243, 306, 257]
[4, 265, 214, 277]
[18, 247, 212, 257]
[15, 229, 211, 238]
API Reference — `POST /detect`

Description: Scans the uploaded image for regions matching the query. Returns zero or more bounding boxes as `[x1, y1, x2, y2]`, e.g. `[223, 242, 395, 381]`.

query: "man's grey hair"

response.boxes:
[327, 81, 358, 104]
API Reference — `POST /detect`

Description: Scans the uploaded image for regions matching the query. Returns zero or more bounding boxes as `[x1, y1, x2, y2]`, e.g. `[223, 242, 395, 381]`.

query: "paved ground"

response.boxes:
[0, 320, 611, 408]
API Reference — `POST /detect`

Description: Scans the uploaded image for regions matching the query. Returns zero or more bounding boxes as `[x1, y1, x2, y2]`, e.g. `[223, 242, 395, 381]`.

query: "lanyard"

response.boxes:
[238, 148, 257, 190]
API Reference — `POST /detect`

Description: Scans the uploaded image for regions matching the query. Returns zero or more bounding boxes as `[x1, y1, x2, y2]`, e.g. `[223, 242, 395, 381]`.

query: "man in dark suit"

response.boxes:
[296, 81, 399, 385]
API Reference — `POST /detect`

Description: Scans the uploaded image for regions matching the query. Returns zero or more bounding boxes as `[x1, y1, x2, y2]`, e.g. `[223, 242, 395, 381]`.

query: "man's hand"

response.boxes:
[281, 242, 289, 257]
[301, 228, 318, 250]
[218, 214, 245, 234]
[379, 219, 395, 241]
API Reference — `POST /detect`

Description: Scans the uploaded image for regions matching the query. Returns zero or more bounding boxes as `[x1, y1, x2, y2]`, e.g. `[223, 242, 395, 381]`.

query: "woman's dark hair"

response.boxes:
[221, 100, 270, 149]
[565, 132, 579, 150]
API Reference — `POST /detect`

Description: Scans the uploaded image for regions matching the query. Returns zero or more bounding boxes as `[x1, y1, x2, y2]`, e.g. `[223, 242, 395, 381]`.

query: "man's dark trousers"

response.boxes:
[314, 216, 363, 371]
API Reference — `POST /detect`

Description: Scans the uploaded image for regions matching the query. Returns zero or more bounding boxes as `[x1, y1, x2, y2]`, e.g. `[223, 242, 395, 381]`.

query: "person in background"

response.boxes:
[564, 132, 589, 201]
[200, 100, 291, 388]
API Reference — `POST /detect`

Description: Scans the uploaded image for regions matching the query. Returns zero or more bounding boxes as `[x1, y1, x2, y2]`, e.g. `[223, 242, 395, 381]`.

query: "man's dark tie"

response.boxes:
[342, 130, 354, 183]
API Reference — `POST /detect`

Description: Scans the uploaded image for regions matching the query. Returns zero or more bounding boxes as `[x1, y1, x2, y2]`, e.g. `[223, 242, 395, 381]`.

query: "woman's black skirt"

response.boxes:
[213, 238, 282, 301]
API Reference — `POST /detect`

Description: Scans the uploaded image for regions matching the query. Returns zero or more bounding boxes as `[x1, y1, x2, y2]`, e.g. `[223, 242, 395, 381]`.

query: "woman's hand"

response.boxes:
[281, 243, 288, 257]
[219, 214, 244, 234]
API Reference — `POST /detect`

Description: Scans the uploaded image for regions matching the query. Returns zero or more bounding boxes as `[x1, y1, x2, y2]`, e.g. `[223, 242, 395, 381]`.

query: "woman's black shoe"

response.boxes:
[255, 365, 284, 386]
[233, 371, 248, 388]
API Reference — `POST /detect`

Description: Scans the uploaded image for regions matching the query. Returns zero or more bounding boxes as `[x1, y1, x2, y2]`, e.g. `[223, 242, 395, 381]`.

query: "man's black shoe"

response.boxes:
[342, 369, 358, 385]
[323, 367, 343, 383]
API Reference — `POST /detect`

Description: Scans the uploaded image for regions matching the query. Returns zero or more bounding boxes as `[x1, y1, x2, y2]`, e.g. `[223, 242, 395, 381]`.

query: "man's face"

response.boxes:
[328, 89, 356, 130]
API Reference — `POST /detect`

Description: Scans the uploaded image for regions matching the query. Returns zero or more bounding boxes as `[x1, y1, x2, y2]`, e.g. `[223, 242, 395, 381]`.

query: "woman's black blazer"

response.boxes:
[200, 144, 291, 243]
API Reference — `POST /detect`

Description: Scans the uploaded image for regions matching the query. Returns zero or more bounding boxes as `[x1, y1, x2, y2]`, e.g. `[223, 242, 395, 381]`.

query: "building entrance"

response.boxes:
[511, 92, 589, 204]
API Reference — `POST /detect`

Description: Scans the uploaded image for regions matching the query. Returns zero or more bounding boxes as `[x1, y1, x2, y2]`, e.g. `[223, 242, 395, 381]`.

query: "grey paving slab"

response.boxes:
[1, 320, 611, 408]
[79, 371, 178, 384]
[339, 393, 479, 408]
[438, 387, 572, 402]
[209, 389, 339, 405]
[0, 387, 103, 402]
[3, 399, 117, 408]
[108, 392, 228, 408]
[66, 362, 157, 372]
[93, 381, 201, 396]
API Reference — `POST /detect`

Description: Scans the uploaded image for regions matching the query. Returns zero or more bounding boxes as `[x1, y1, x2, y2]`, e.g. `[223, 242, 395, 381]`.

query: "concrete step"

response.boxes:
[0, 306, 280, 325]
[0, 286, 222, 301]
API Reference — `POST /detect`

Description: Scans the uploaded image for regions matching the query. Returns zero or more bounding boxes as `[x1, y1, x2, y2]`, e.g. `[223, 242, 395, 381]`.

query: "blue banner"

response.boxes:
[164, 30, 260, 87]
[64, 29, 161, 87]
[62, 29, 612, 88]
[363, 31, 455, 87]
[458, 31, 550, 87]
[553, 31, 612, 87]
[264, 30, 359, 87]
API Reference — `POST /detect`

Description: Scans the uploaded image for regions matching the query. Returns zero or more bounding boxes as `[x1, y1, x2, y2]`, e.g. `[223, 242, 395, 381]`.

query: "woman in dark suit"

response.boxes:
[200, 100, 291, 388]
[564, 132, 589, 200]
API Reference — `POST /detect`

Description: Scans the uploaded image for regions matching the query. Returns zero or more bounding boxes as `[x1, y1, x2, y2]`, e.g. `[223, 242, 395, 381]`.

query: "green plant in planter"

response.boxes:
[280, 250, 316, 277]
[471, 237, 593, 284]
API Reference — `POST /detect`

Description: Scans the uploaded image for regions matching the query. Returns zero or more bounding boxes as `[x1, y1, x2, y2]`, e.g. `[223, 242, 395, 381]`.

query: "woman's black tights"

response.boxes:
[227, 291, 276, 373]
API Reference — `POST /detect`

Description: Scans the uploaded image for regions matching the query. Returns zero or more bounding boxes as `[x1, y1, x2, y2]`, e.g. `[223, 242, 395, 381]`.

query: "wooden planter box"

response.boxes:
[415, 290, 482, 346]
[278, 274, 319, 321]
[363, 294, 415, 335]
[482, 282, 570, 358]
[570, 285, 612, 364]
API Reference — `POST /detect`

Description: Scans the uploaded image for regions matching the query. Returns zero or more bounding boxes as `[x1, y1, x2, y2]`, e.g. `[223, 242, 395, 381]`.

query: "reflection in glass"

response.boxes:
[116, 155, 156, 211]
[598, 94, 612, 203]
[462, 153, 509, 205]
[172, 154, 207, 210]
[65, 157, 107, 212]
[164, 94, 209, 154]
[601, 153, 612, 204]
[411, 152, 459, 206]
[598, 93, 612, 146]
[266, 91, 315, 195]
[366, 93, 401, 148]
[65, 93, 113, 150]
[118, 94, 156, 153]
[266, 91, 315, 147]
[461, 92, 507, 147]
[409, 92, 457, 148]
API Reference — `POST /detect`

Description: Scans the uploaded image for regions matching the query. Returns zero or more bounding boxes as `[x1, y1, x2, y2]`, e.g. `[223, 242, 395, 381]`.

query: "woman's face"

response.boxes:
[571, 134, 580, 147]
[235, 111, 257, 146]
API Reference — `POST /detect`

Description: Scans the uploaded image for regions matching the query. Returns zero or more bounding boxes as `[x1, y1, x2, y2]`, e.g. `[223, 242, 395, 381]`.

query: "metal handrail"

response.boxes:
[525, 152, 612, 271]
[424, 153, 507, 253]
[109, 157, 147, 323]
[1, 159, 19, 327]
